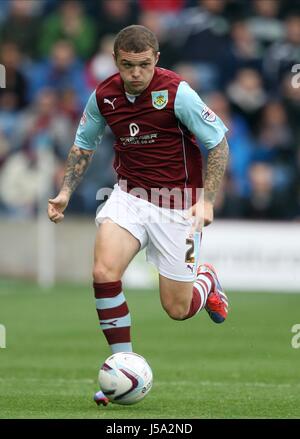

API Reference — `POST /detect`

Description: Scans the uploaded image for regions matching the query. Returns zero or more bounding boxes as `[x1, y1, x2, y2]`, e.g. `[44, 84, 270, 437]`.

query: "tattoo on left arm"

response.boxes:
[204, 136, 229, 205]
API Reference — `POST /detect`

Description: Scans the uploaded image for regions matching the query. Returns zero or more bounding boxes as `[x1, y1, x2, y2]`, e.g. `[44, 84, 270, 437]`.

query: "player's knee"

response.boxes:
[163, 303, 190, 321]
[93, 262, 121, 283]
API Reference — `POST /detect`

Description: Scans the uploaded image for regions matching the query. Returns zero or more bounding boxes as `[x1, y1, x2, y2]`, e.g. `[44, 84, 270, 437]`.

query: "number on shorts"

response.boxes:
[185, 238, 195, 263]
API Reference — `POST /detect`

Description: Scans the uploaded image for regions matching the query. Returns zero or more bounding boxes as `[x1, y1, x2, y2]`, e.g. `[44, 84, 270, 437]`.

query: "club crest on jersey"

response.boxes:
[201, 106, 216, 122]
[151, 90, 168, 110]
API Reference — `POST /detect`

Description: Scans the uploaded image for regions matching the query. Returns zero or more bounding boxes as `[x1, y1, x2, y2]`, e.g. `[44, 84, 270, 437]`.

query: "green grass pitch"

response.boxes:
[0, 279, 300, 419]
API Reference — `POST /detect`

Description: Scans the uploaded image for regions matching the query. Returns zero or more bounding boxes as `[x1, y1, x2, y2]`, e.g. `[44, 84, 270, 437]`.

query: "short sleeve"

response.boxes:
[74, 90, 106, 150]
[174, 81, 228, 149]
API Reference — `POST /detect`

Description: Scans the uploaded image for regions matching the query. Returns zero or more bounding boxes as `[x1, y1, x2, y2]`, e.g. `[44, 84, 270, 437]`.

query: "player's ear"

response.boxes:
[155, 52, 160, 65]
[112, 52, 117, 66]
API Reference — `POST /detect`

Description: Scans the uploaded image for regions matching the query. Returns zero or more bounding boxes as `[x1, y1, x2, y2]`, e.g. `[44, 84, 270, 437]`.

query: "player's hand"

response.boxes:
[48, 192, 70, 224]
[185, 200, 214, 233]
[203, 200, 214, 227]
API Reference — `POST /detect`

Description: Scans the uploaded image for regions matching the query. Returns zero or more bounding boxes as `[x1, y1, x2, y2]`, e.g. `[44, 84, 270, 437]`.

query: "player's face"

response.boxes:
[115, 49, 160, 95]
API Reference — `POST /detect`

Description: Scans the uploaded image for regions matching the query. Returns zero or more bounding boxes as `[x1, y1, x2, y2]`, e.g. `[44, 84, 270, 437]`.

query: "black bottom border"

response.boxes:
[0, 419, 299, 436]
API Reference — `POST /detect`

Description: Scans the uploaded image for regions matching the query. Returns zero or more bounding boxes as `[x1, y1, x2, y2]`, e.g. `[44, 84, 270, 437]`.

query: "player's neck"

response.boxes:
[125, 89, 140, 97]
[124, 84, 146, 95]
[123, 70, 156, 95]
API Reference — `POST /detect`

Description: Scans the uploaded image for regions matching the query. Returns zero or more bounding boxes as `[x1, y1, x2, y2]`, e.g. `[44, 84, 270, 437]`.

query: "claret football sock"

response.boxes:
[183, 271, 212, 320]
[93, 280, 132, 353]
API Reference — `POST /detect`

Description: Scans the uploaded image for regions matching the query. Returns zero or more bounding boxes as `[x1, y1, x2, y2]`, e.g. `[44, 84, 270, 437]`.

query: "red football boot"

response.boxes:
[197, 264, 229, 323]
[94, 390, 109, 406]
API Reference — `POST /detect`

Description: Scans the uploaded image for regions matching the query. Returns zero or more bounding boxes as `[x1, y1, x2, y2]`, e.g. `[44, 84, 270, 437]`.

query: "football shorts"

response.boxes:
[95, 184, 202, 282]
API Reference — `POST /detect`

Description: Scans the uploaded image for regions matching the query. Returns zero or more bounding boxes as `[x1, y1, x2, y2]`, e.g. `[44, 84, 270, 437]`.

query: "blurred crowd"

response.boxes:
[0, 0, 300, 220]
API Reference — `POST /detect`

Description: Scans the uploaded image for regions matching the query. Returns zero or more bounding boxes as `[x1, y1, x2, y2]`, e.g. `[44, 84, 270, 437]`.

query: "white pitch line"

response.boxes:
[0, 378, 94, 384]
[0, 378, 299, 389]
[154, 381, 300, 389]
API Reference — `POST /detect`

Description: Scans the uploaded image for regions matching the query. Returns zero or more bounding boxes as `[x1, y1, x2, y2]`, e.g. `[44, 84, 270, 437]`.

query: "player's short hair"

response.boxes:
[114, 25, 159, 58]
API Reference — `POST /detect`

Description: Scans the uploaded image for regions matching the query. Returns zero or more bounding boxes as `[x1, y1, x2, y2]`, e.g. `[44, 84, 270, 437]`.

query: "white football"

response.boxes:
[98, 352, 153, 405]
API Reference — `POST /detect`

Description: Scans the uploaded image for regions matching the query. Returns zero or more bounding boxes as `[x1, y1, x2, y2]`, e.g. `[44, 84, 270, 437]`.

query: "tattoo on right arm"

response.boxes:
[61, 145, 94, 196]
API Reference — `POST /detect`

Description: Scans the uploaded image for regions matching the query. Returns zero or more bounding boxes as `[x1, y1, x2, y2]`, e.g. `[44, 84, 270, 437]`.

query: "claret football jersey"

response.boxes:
[75, 67, 228, 208]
